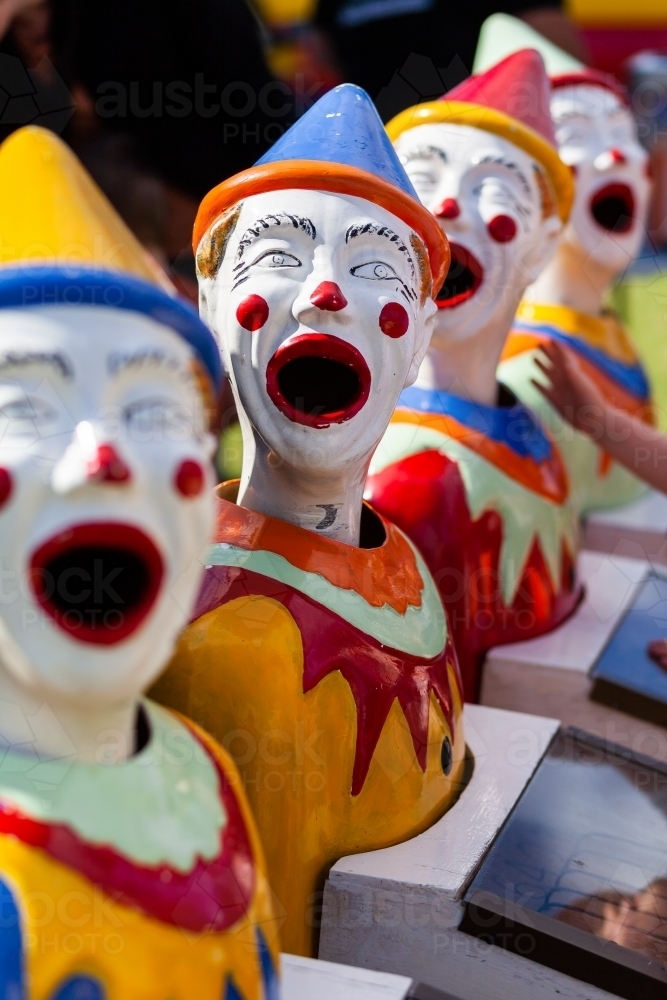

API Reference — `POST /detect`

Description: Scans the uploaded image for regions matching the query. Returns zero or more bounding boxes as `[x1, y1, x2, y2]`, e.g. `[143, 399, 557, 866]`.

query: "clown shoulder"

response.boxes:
[364, 51, 580, 702]
[0, 126, 280, 999]
[150, 84, 466, 958]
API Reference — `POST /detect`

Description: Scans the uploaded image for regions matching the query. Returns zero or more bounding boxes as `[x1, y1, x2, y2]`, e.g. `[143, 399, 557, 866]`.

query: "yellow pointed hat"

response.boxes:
[0, 125, 168, 286]
[0, 126, 222, 390]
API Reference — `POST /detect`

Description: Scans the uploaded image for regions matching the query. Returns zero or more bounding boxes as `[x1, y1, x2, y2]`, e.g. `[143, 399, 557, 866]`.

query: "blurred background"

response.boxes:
[2, 0, 667, 473]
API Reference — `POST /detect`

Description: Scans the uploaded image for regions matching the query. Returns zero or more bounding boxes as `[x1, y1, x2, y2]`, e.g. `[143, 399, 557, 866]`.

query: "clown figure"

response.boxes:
[498, 59, 654, 515]
[365, 51, 580, 701]
[152, 84, 465, 957]
[0, 127, 280, 1000]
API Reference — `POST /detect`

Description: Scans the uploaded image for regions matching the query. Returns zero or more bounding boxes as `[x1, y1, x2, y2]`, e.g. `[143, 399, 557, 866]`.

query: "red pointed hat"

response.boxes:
[550, 68, 629, 106]
[445, 49, 556, 146]
[386, 49, 573, 222]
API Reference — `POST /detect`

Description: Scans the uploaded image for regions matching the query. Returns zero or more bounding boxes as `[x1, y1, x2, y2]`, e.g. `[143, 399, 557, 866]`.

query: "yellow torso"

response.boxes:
[152, 492, 465, 956]
[0, 705, 280, 1000]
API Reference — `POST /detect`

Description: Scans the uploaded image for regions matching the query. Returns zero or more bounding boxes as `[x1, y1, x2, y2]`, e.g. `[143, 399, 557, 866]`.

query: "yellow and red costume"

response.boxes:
[0, 701, 279, 1000]
[152, 484, 465, 956]
[499, 301, 653, 515]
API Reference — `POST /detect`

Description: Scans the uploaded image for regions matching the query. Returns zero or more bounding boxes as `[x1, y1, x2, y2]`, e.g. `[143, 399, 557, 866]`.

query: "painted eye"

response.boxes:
[0, 397, 56, 432]
[254, 251, 301, 268]
[407, 169, 437, 189]
[124, 398, 192, 441]
[351, 261, 398, 281]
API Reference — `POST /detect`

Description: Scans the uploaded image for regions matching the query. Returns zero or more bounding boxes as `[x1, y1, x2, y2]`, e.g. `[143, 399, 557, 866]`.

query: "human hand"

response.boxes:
[532, 338, 607, 439]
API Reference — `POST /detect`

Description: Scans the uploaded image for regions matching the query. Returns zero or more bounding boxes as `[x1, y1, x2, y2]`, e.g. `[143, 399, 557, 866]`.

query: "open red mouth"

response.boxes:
[266, 333, 371, 428]
[29, 523, 164, 645]
[590, 183, 635, 234]
[436, 243, 484, 309]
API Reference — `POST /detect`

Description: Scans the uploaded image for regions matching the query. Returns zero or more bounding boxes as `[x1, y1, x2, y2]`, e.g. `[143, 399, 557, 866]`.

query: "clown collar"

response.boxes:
[398, 383, 553, 464]
[198, 481, 448, 660]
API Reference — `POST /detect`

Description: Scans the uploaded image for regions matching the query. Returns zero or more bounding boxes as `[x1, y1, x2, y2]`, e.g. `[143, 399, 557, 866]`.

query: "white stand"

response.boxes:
[319, 705, 618, 1000]
[481, 551, 667, 762]
[583, 489, 667, 565]
[282, 954, 413, 999]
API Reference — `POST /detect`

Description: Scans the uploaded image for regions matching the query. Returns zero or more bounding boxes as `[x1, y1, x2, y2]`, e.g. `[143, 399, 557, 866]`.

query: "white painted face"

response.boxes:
[200, 188, 436, 475]
[394, 123, 562, 343]
[551, 85, 651, 273]
[0, 306, 216, 706]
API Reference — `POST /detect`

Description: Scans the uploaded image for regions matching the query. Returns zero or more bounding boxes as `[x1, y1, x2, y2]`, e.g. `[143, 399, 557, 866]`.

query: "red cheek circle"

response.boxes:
[0, 468, 12, 508]
[487, 215, 517, 243]
[174, 460, 205, 498]
[379, 302, 409, 338]
[236, 294, 269, 332]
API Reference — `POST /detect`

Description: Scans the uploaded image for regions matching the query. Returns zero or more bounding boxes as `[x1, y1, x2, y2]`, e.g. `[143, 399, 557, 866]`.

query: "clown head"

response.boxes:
[0, 128, 219, 720]
[196, 85, 447, 487]
[386, 51, 573, 345]
[550, 72, 651, 276]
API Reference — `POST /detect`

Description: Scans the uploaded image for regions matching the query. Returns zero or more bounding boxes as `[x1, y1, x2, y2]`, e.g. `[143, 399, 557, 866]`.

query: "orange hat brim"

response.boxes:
[387, 101, 574, 223]
[193, 160, 450, 293]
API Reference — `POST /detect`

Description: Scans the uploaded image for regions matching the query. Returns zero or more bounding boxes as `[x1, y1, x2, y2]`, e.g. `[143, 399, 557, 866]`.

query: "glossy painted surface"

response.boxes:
[194, 85, 449, 293]
[0, 126, 280, 997]
[499, 301, 652, 514]
[152, 487, 465, 957]
[367, 391, 580, 702]
[386, 52, 574, 225]
[550, 83, 650, 274]
[0, 705, 280, 999]
[199, 182, 438, 546]
[0, 126, 168, 289]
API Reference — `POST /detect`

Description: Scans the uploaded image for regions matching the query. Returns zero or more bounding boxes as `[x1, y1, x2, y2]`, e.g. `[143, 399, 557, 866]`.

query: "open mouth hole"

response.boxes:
[436, 243, 483, 309]
[590, 183, 635, 233]
[277, 356, 362, 419]
[266, 334, 371, 427]
[30, 524, 164, 645]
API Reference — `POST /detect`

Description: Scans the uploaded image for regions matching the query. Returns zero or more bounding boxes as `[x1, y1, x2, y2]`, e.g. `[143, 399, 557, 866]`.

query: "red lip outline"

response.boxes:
[265, 333, 371, 428]
[436, 243, 484, 309]
[29, 523, 164, 646]
[590, 182, 635, 234]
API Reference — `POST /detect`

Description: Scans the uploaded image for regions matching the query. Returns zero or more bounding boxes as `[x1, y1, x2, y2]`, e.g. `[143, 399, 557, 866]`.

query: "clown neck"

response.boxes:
[414, 295, 520, 407]
[235, 403, 372, 548]
[0, 664, 141, 765]
[524, 234, 618, 317]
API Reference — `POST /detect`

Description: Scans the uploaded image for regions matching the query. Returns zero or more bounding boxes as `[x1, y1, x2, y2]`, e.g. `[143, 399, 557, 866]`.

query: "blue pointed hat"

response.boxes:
[194, 84, 449, 291]
[256, 84, 418, 199]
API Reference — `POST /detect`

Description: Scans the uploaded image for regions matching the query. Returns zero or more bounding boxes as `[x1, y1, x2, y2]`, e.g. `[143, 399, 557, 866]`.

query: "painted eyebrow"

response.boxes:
[345, 223, 416, 282]
[107, 350, 188, 377]
[552, 109, 588, 122]
[399, 145, 448, 164]
[471, 154, 532, 196]
[235, 213, 317, 264]
[0, 351, 73, 379]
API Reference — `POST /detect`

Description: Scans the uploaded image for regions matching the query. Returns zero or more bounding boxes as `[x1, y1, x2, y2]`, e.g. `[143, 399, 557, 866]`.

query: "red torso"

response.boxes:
[367, 448, 581, 701]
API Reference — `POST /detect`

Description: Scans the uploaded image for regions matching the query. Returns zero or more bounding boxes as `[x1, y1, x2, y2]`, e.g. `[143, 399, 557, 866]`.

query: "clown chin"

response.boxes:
[266, 333, 371, 428]
[29, 523, 164, 646]
[436, 243, 484, 309]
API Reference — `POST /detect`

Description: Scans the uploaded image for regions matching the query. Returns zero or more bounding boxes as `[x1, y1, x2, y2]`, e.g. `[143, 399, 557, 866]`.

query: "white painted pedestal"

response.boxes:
[282, 954, 462, 998]
[319, 705, 619, 1000]
[481, 551, 667, 763]
[583, 489, 667, 564]
[282, 954, 413, 999]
